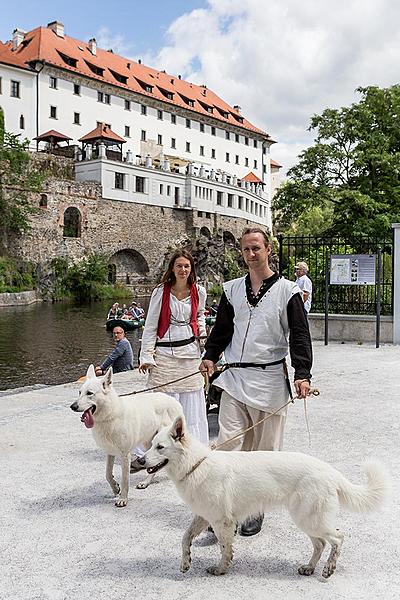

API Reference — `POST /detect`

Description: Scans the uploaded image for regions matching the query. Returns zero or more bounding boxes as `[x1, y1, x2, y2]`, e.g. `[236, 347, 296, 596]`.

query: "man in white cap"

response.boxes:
[294, 261, 312, 314]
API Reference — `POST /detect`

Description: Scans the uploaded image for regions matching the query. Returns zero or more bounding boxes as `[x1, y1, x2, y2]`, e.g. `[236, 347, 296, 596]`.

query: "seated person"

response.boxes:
[107, 302, 119, 319]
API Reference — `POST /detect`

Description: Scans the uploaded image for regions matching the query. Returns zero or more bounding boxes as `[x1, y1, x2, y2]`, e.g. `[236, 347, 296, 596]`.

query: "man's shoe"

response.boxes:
[240, 514, 264, 537]
[130, 458, 145, 473]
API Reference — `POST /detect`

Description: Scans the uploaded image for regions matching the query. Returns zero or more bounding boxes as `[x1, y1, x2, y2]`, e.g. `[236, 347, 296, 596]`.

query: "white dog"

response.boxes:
[70, 364, 183, 507]
[142, 415, 389, 577]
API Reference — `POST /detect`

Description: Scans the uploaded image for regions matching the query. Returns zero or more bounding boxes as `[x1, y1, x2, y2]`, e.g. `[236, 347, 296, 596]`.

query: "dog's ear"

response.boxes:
[86, 364, 96, 379]
[102, 366, 113, 390]
[171, 415, 186, 441]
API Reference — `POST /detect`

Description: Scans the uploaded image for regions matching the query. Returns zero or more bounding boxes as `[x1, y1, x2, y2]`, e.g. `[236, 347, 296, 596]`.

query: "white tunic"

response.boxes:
[215, 276, 301, 413]
[140, 284, 206, 392]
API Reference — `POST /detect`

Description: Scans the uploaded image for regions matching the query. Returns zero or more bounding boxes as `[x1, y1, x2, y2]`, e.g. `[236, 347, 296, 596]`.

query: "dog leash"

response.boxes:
[212, 388, 319, 451]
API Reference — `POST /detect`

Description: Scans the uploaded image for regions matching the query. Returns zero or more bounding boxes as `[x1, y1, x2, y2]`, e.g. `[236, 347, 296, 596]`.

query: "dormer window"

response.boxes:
[57, 50, 78, 68]
[158, 87, 174, 100]
[109, 69, 128, 85]
[85, 60, 104, 76]
[199, 101, 213, 113]
[179, 94, 194, 107]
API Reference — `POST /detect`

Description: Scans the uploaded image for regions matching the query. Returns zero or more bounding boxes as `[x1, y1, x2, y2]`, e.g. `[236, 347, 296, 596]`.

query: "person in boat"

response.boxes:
[107, 302, 120, 320]
[132, 250, 209, 473]
[129, 302, 142, 320]
[95, 325, 134, 375]
[209, 299, 219, 316]
[200, 227, 312, 537]
[135, 303, 145, 318]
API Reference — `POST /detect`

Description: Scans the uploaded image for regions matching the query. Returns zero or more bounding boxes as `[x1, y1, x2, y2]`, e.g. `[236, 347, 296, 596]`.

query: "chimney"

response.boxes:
[12, 28, 26, 50]
[138, 59, 142, 64]
[47, 21, 65, 38]
[88, 38, 97, 56]
[233, 105, 242, 114]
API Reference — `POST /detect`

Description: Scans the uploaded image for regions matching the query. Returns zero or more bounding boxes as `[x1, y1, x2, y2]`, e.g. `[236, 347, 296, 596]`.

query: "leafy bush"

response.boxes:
[0, 257, 37, 293]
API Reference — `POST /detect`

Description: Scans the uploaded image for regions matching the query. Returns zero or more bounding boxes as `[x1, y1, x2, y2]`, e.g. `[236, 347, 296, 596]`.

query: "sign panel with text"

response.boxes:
[330, 254, 376, 285]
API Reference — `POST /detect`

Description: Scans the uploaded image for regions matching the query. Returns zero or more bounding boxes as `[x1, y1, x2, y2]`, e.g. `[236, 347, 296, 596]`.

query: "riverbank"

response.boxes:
[1, 341, 399, 600]
[0, 290, 41, 306]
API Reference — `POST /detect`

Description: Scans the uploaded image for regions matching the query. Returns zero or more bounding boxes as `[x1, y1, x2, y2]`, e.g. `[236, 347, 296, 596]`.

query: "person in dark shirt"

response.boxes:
[200, 227, 312, 537]
[95, 326, 134, 375]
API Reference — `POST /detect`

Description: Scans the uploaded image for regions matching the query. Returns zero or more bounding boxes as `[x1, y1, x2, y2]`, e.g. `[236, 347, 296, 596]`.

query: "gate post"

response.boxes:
[392, 224, 400, 344]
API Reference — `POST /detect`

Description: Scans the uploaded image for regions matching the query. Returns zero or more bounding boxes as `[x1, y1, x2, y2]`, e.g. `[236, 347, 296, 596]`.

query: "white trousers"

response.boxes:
[217, 391, 286, 452]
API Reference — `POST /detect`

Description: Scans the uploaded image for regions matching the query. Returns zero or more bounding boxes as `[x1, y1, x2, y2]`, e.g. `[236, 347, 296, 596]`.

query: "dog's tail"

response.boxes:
[337, 461, 390, 513]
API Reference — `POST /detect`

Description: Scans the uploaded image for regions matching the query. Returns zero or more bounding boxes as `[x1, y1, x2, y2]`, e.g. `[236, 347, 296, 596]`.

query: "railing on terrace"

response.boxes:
[277, 233, 394, 316]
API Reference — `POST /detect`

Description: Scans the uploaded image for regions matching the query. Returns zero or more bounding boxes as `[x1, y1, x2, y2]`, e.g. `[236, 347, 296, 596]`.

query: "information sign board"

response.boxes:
[330, 254, 376, 285]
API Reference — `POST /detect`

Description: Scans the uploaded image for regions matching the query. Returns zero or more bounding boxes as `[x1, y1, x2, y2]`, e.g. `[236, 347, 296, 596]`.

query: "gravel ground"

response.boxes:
[1, 340, 399, 600]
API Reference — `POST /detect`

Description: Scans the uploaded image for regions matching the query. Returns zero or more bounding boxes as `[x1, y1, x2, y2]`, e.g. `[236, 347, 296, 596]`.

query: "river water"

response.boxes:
[0, 299, 149, 391]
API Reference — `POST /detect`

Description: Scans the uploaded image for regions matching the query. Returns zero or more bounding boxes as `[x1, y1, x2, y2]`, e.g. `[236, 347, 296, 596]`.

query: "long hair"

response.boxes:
[160, 249, 197, 286]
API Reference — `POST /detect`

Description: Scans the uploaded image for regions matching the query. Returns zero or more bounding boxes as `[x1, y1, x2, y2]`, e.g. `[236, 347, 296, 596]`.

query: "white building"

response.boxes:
[0, 21, 277, 230]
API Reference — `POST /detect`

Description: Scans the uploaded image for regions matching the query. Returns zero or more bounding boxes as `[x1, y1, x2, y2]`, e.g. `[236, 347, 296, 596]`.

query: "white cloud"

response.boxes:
[144, 0, 400, 174]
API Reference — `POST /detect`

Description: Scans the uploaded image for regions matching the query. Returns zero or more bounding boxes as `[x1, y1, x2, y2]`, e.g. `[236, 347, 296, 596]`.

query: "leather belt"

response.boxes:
[156, 336, 196, 348]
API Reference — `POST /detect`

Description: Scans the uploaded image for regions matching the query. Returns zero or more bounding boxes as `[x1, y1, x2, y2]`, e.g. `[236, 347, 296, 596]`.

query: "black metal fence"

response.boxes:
[277, 233, 394, 316]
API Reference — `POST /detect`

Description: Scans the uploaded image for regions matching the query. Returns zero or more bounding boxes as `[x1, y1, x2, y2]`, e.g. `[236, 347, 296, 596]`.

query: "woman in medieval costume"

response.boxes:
[137, 249, 209, 446]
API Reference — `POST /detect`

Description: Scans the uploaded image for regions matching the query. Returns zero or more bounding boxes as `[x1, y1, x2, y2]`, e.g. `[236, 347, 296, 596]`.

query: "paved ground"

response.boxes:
[1, 341, 399, 600]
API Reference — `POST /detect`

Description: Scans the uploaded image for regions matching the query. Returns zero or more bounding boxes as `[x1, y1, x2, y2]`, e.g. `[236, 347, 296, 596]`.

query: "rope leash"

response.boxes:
[212, 388, 319, 451]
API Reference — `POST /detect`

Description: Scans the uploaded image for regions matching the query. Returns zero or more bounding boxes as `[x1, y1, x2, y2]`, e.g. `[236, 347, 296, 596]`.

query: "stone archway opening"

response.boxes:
[223, 230, 236, 246]
[200, 226, 211, 239]
[108, 249, 149, 287]
[63, 207, 81, 238]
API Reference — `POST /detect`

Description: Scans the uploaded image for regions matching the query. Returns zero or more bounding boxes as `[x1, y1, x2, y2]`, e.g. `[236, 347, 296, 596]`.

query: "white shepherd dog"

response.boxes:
[141, 415, 390, 577]
[70, 364, 183, 507]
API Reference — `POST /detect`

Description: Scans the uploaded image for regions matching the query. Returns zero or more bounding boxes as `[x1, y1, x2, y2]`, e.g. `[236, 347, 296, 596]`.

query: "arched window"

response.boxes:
[63, 207, 82, 238]
[108, 264, 116, 283]
[39, 194, 47, 208]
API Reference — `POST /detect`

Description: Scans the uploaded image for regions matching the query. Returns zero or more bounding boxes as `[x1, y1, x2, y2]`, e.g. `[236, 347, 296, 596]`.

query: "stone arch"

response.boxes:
[39, 194, 48, 208]
[108, 248, 149, 286]
[63, 206, 81, 238]
[223, 230, 236, 246]
[200, 226, 211, 239]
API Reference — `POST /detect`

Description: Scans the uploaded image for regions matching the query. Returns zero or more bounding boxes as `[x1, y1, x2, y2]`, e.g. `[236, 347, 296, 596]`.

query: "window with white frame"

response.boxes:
[49, 76, 57, 89]
[200, 145, 204, 156]
[125, 125, 130, 137]
[235, 133, 239, 143]
[141, 104, 147, 115]
[124, 99, 131, 110]
[157, 109, 163, 120]
[50, 105, 57, 119]
[19, 115, 25, 129]
[115, 172, 125, 190]
[254, 159, 257, 169]
[98, 91, 110, 104]
[217, 191, 223, 205]
[136, 176, 145, 193]
[141, 130, 146, 141]
[228, 194, 234, 207]
[73, 112, 80, 125]
[211, 126, 216, 136]
[225, 152, 230, 162]
[244, 137, 249, 146]
[200, 122, 205, 132]
[235, 155, 239, 164]
[171, 114, 176, 124]
[211, 149, 216, 159]
[225, 131, 230, 140]
[171, 138, 176, 149]
[73, 83, 80, 95]
[158, 134, 163, 145]
[10, 80, 20, 98]
[186, 142, 191, 152]
[245, 157, 249, 167]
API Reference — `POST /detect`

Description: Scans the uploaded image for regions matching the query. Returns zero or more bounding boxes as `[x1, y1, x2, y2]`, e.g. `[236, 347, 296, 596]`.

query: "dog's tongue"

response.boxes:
[81, 408, 94, 429]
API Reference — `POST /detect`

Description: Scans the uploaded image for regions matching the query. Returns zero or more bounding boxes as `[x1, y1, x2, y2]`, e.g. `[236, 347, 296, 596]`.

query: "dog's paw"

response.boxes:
[136, 481, 149, 490]
[322, 562, 336, 579]
[180, 558, 191, 573]
[115, 497, 128, 508]
[298, 564, 315, 576]
[206, 564, 227, 576]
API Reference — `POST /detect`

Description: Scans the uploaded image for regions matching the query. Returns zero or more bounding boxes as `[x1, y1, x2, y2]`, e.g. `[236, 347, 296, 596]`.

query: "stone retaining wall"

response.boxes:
[0, 290, 40, 306]
[309, 313, 393, 344]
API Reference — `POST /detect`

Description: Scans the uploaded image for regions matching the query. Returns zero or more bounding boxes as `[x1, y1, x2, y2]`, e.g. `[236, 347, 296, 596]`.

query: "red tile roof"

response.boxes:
[34, 129, 72, 141]
[0, 24, 271, 138]
[78, 123, 126, 143]
[241, 171, 263, 183]
[270, 158, 282, 168]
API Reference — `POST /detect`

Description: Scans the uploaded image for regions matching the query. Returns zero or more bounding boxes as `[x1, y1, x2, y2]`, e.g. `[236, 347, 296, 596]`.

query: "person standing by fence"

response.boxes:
[295, 261, 312, 314]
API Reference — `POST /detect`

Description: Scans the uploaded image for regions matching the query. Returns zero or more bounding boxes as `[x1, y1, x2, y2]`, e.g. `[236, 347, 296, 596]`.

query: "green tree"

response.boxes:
[0, 108, 43, 235]
[274, 85, 400, 237]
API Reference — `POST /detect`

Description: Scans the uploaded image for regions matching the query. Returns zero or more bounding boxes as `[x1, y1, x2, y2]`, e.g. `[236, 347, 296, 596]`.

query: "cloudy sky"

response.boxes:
[3, 0, 400, 173]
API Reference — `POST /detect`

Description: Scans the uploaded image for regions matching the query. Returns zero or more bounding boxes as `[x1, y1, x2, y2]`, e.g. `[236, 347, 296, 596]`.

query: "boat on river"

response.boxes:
[105, 318, 145, 331]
